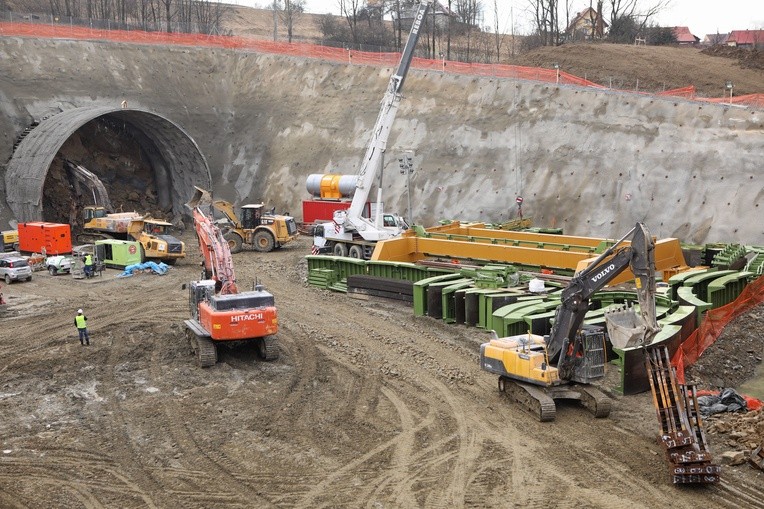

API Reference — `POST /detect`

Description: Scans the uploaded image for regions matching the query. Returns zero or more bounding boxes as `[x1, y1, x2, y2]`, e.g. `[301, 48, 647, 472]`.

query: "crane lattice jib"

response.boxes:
[192, 207, 238, 295]
[347, 0, 433, 221]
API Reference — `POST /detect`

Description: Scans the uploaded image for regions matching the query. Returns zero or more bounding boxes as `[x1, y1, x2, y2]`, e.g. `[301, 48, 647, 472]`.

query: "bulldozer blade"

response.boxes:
[605, 304, 649, 350]
[186, 186, 213, 211]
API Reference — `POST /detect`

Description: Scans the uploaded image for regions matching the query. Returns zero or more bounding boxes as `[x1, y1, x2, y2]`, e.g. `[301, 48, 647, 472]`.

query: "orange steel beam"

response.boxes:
[373, 234, 686, 286]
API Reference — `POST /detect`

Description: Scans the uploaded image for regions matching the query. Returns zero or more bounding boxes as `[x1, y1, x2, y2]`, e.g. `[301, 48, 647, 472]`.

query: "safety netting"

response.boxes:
[673, 275, 764, 385]
[2, 20, 762, 108]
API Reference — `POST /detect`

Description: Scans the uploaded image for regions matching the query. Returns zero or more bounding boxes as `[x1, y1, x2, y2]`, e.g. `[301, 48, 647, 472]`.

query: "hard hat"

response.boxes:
[77, 309, 83, 314]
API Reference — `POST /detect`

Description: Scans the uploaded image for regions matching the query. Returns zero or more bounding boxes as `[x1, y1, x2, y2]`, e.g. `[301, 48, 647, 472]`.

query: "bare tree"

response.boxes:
[528, 0, 560, 46]
[492, 0, 505, 61]
[608, 0, 671, 34]
[338, 0, 363, 44]
[277, 0, 306, 42]
[455, 0, 482, 60]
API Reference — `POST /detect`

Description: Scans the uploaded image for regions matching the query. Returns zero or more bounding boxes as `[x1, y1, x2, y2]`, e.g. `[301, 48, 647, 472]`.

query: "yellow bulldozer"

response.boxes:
[187, 187, 298, 253]
[81, 206, 185, 264]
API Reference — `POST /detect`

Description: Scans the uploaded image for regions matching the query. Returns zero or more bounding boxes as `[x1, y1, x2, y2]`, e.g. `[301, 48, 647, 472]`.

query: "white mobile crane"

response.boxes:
[312, 0, 433, 260]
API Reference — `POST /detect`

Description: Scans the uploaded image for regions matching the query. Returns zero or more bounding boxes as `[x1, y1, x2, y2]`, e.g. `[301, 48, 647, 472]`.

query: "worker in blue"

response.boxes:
[74, 309, 90, 345]
[84, 254, 94, 278]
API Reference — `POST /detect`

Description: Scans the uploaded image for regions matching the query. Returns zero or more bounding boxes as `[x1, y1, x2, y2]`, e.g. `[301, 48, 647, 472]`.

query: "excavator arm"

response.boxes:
[546, 223, 661, 366]
[191, 206, 238, 295]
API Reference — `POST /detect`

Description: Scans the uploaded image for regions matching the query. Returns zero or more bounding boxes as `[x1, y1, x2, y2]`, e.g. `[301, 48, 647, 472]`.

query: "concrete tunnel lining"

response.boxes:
[5, 106, 211, 223]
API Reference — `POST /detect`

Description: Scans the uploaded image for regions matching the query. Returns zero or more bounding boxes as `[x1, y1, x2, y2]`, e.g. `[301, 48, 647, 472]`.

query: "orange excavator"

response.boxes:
[184, 206, 279, 367]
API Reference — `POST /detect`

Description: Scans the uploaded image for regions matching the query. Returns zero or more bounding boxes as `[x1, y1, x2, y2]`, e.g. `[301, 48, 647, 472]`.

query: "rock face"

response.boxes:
[0, 37, 762, 244]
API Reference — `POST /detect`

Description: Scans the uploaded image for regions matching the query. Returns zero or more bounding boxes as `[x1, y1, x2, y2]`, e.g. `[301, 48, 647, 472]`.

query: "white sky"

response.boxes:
[237, 1, 764, 38]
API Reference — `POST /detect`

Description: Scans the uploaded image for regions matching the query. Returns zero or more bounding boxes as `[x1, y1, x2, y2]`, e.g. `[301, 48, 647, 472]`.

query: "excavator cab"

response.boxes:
[83, 206, 108, 222]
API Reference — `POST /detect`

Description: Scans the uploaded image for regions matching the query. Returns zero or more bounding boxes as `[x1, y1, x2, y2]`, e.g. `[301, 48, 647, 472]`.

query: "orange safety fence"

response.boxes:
[673, 275, 764, 388]
[1, 20, 762, 108]
[657, 85, 697, 98]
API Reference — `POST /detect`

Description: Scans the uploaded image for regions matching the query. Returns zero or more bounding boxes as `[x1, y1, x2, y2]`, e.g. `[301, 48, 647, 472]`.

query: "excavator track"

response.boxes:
[577, 385, 612, 418]
[258, 336, 279, 361]
[186, 328, 217, 368]
[499, 377, 556, 422]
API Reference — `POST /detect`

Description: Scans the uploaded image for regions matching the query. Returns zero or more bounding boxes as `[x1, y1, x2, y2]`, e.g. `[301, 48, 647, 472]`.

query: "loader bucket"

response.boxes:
[186, 186, 213, 211]
[605, 304, 653, 350]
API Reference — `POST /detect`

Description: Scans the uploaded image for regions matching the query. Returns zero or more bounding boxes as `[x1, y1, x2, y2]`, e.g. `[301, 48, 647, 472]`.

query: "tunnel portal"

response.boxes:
[5, 106, 211, 225]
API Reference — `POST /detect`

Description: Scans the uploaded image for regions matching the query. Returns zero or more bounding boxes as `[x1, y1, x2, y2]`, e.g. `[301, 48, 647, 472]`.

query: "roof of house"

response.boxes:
[566, 7, 609, 32]
[671, 26, 699, 43]
[703, 33, 729, 45]
[728, 30, 764, 45]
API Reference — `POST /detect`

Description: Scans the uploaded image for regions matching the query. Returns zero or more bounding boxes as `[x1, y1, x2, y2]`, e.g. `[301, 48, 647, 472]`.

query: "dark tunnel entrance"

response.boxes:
[44, 117, 168, 227]
[5, 106, 211, 231]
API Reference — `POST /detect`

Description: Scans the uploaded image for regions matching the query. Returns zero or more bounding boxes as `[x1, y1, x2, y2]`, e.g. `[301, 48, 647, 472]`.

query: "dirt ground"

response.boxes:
[0, 234, 763, 508]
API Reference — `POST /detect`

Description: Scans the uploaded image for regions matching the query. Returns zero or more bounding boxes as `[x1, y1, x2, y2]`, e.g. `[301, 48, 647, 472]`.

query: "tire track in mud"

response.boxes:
[0, 455, 152, 508]
[712, 479, 764, 509]
[293, 391, 438, 508]
[144, 323, 277, 508]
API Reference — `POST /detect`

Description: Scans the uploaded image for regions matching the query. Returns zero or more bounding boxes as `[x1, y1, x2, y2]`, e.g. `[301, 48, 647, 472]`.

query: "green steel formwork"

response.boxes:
[490, 299, 545, 336]
[480, 292, 534, 330]
[593, 290, 676, 312]
[441, 280, 476, 323]
[523, 308, 557, 336]
[707, 271, 752, 309]
[504, 300, 560, 336]
[454, 288, 469, 324]
[306, 255, 362, 279]
[668, 268, 715, 300]
[683, 269, 737, 302]
[426, 278, 472, 319]
[480, 291, 528, 329]
[711, 244, 746, 269]
[413, 273, 465, 317]
[745, 252, 764, 276]
[308, 268, 339, 289]
[658, 305, 697, 346]
[677, 286, 713, 326]
[366, 260, 435, 282]
[464, 289, 504, 327]
[610, 324, 682, 395]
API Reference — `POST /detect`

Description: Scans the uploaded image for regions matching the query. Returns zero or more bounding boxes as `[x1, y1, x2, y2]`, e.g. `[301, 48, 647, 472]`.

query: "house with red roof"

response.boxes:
[727, 30, 764, 49]
[671, 26, 700, 45]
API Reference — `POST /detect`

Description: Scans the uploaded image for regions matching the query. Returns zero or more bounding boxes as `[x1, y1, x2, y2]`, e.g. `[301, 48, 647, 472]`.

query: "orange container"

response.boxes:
[17, 222, 72, 255]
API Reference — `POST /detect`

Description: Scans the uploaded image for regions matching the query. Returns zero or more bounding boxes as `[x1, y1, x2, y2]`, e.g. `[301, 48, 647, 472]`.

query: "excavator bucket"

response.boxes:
[605, 304, 653, 350]
[186, 186, 213, 211]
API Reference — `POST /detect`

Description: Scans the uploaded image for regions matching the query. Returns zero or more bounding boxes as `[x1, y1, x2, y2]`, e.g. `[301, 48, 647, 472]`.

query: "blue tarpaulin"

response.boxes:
[118, 261, 169, 277]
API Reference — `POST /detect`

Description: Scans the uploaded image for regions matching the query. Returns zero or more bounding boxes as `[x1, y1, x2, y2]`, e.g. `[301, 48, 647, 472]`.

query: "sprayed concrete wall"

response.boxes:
[0, 37, 761, 244]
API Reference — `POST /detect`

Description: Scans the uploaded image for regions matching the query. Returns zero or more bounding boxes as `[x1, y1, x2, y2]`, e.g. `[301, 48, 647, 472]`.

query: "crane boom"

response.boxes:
[344, 0, 433, 232]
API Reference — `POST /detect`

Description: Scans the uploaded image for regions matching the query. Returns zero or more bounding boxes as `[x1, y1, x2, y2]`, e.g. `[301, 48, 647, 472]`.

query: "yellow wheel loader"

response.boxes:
[187, 187, 297, 254]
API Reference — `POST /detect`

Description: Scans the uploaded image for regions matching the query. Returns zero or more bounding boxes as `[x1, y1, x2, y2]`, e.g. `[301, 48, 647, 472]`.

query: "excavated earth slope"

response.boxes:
[0, 37, 762, 244]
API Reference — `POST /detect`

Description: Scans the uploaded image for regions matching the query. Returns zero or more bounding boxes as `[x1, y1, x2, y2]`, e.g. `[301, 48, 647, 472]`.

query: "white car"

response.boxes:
[0, 256, 33, 284]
